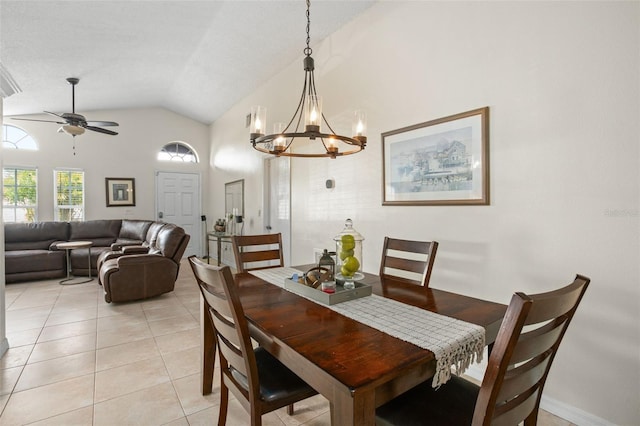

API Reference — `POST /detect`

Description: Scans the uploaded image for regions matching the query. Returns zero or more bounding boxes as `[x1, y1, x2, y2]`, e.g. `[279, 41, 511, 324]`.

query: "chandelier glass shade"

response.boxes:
[249, 0, 367, 159]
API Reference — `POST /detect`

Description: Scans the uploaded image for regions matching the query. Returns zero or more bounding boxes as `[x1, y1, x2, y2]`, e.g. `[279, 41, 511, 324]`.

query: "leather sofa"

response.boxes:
[3, 219, 186, 283]
[99, 224, 190, 303]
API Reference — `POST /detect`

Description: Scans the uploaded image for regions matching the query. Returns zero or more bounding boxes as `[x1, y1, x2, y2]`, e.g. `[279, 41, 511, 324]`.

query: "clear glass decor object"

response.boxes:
[334, 218, 364, 289]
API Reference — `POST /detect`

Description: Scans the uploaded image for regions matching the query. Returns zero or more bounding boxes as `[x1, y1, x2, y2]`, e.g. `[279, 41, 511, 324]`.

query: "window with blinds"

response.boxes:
[54, 169, 84, 221]
[2, 167, 38, 223]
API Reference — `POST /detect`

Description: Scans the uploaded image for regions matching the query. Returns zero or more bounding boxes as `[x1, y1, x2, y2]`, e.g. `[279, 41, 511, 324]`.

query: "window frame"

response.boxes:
[157, 141, 199, 163]
[2, 166, 39, 223]
[2, 123, 38, 150]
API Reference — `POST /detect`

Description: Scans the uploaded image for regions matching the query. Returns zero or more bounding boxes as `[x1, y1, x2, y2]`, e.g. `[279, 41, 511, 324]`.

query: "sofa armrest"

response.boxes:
[49, 241, 68, 251]
[121, 246, 150, 254]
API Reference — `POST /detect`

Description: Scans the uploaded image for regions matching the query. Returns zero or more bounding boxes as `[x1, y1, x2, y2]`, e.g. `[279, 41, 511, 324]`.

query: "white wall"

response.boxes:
[208, 2, 640, 425]
[4, 107, 210, 221]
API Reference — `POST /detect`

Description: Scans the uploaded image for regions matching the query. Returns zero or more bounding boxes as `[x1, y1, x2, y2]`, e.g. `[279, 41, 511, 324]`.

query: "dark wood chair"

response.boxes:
[375, 274, 590, 426]
[188, 256, 318, 426]
[232, 233, 284, 273]
[379, 237, 439, 287]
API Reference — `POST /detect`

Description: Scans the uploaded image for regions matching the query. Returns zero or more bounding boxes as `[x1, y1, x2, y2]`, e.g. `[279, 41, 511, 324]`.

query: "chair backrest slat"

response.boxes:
[473, 274, 590, 425]
[232, 233, 284, 273]
[379, 237, 438, 287]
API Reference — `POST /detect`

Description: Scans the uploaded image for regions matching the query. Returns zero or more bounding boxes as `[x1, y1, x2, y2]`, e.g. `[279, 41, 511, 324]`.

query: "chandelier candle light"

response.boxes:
[249, 0, 367, 158]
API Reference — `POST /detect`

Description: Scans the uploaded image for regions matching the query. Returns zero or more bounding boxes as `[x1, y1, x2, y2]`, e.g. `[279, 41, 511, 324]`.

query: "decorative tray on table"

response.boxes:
[284, 278, 372, 306]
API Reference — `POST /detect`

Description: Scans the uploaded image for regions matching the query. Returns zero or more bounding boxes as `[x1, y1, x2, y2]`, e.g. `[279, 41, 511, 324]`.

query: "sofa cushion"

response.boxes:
[119, 220, 152, 241]
[5, 250, 66, 274]
[69, 220, 121, 247]
[5, 222, 70, 251]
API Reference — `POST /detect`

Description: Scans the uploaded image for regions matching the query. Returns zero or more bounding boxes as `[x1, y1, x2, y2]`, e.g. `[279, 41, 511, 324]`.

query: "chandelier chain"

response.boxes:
[304, 0, 312, 56]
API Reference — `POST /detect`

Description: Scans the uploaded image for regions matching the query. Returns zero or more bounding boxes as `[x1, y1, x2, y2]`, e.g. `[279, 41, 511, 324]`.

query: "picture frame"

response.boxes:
[105, 177, 136, 207]
[382, 107, 489, 206]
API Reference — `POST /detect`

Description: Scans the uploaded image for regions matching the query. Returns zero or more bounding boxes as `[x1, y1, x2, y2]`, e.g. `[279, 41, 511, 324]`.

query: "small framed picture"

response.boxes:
[105, 177, 136, 207]
[382, 107, 489, 206]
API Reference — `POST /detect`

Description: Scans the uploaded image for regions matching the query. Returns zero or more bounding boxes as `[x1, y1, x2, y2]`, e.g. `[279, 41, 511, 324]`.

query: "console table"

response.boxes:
[56, 241, 93, 285]
[205, 232, 233, 266]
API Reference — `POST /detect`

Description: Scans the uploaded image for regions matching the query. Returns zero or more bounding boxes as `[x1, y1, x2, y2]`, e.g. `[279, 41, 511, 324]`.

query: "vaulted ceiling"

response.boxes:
[0, 0, 375, 124]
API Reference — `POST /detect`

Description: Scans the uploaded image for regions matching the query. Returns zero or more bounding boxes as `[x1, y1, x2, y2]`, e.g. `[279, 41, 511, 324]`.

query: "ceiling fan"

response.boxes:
[12, 77, 119, 136]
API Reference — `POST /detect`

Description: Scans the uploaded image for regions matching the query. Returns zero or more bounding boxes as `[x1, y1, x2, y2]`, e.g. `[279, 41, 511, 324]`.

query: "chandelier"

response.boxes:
[249, 0, 367, 158]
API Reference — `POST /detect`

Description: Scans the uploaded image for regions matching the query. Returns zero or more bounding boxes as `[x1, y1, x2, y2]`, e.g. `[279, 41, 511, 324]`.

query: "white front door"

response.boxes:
[156, 171, 201, 258]
[263, 157, 291, 265]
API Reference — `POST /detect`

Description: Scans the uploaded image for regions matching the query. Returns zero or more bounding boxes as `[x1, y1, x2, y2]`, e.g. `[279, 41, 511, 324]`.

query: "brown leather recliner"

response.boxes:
[99, 224, 190, 303]
[96, 221, 167, 280]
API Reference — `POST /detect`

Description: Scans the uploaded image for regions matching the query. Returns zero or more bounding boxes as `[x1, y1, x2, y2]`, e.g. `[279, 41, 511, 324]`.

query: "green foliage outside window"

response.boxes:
[2, 168, 37, 222]
[55, 170, 84, 221]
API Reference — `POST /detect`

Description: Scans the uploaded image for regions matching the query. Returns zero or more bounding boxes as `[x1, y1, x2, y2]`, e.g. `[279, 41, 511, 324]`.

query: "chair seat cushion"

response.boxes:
[375, 375, 480, 426]
[231, 347, 317, 403]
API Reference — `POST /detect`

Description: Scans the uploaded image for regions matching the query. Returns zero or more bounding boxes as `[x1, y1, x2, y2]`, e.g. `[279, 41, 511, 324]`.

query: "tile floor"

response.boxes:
[1, 260, 573, 425]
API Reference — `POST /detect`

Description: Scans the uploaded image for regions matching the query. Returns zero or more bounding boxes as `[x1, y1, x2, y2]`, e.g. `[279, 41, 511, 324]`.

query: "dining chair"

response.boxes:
[375, 274, 590, 426]
[379, 237, 439, 287]
[232, 233, 284, 273]
[188, 256, 318, 426]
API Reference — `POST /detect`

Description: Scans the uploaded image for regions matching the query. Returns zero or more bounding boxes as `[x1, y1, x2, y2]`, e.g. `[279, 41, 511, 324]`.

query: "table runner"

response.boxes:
[249, 267, 485, 387]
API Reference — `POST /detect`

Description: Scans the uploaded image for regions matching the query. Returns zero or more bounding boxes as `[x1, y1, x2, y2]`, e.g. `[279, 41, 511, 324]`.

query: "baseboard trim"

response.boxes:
[0, 337, 9, 359]
[464, 364, 613, 425]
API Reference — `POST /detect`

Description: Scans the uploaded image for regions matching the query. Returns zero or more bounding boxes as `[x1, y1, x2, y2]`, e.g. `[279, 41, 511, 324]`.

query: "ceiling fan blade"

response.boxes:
[86, 121, 119, 127]
[12, 117, 65, 124]
[85, 126, 118, 136]
[44, 111, 66, 119]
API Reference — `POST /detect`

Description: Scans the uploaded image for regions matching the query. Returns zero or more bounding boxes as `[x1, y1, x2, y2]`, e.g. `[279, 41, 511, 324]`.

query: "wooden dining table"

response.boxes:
[199, 265, 507, 425]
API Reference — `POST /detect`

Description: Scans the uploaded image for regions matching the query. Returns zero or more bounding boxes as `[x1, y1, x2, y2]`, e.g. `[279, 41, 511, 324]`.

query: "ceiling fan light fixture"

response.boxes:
[58, 125, 85, 136]
[249, 0, 366, 159]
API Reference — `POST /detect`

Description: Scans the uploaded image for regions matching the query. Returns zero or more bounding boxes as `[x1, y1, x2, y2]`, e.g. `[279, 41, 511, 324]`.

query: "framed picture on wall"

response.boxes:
[105, 177, 136, 207]
[382, 107, 490, 206]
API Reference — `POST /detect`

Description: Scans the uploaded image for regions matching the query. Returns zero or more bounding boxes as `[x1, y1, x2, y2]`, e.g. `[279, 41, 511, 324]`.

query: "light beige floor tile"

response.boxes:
[28, 333, 96, 363]
[5, 305, 52, 320]
[186, 406, 217, 426]
[148, 314, 198, 337]
[0, 366, 22, 396]
[96, 337, 161, 371]
[140, 295, 181, 311]
[275, 394, 330, 426]
[0, 393, 10, 415]
[538, 409, 573, 426]
[96, 321, 152, 349]
[94, 356, 170, 402]
[0, 374, 94, 425]
[97, 300, 144, 318]
[15, 351, 96, 392]
[45, 307, 98, 327]
[154, 328, 200, 355]
[163, 346, 201, 380]
[172, 372, 221, 416]
[6, 327, 41, 347]
[6, 315, 48, 332]
[38, 319, 97, 343]
[0, 345, 33, 369]
[300, 410, 332, 426]
[27, 405, 94, 426]
[96, 310, 147, 331]
[143, 304, 191, 322]
[93, 382, 184, 426]
[8, 294, 59, 311]
[162, 416, 190, 426]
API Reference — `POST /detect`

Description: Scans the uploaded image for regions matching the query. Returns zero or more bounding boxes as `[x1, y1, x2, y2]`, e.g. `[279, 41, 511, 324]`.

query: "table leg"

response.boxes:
[65, 249, 71, 280]
[201, 294, 216, 395]
[217, 238, 222, 267]
[206, 235, 210, 264]
[88, 247, 92, 279]
[331, 389, 376, 426]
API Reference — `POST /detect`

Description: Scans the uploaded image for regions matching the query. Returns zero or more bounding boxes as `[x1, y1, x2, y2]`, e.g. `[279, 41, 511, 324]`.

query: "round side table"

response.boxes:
[57, 241, 94, 285]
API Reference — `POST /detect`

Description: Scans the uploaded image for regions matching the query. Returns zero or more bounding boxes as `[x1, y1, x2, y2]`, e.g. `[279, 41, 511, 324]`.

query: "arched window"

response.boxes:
[157, 142, 198, 163]
[2, 124, 38, 150]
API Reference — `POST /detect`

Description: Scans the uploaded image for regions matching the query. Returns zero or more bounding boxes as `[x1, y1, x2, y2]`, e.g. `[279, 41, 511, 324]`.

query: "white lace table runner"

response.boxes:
[249, 267, 485, 387]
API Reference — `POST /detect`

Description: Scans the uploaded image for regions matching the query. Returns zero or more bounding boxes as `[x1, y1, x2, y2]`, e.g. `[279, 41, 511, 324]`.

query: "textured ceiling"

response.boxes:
[0, 0, 375, 124]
